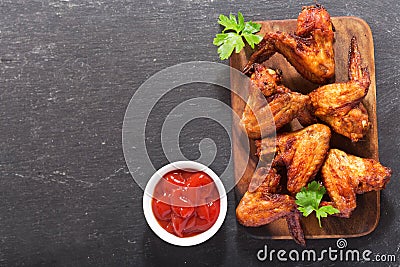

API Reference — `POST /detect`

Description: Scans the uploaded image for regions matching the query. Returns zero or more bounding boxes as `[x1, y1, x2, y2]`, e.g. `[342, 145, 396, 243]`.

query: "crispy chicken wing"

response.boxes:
[318, 103, 370, 142]
[250, 64, 284, 97]
[268, 90, 315, 130]
[236, 167, 305, 246]
[240, 88, 275, 139]
[309, 37, 371, 141]
[243, 5, 335, 84]
[285, 211, 305, 246]
[241, 64, 317, 139]
[296, 99, 319, 126]
[241, 86, 315, 139]
[256, 124, 331, 194]
[321, 149, 392, 218]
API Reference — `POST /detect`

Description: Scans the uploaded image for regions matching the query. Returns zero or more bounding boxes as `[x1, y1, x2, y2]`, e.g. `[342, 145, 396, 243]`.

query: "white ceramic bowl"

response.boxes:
[143, 161, 227, 246]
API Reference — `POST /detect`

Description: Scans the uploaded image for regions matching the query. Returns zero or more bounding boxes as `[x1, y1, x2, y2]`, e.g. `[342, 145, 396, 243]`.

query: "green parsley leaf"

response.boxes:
[297, 205, 314, 217]
[213, 33, 228, 46]
[216, 32, 245, 60]
[315, 206, 340, 227]
[218, 14, 239, 32]
[237, 12, 245, 32]
[243, 33, 263, 49]
[295, 181, 340, 227]
[214, 12, 263, 60]
[243, 21, 262, 34]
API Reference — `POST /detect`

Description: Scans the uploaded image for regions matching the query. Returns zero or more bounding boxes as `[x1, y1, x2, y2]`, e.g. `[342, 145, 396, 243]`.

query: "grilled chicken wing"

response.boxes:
[268, 90, 315, 130]
[321, 149, 392, 218]
[250, 64, 284, 97]
[236, 167, 305, 246]
[243, 5, 335, 84]
[240, 88, 275, 139]
[241, 64, 317, 139]
[285, 211, 305, 246]
[309, 37, 371, 141]
[318, 103, 370, 142]
[256, 124, 331, 194]
[241, 91, 313, 139]
[241, 69, 315, 139]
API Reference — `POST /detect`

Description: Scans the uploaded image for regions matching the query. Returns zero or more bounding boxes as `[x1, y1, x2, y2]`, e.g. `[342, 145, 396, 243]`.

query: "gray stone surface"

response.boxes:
[0, 0, 398, 266]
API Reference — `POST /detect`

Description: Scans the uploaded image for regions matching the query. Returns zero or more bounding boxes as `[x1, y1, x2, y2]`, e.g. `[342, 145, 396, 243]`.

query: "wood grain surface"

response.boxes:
[231, 17, 379, 239]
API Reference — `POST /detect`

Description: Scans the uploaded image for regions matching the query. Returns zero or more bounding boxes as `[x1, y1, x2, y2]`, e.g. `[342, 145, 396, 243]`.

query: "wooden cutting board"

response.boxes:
[230, 17, 379, 239]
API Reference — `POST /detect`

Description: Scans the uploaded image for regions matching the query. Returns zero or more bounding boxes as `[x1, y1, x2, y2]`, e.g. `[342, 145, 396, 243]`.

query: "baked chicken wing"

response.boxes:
[250, 63, 284, 97]
[319, 103, 369, 142]
[309, 37, 371, 141]
[240, 87, 275, 139]
[241, 91, 314, 139]
[256, 124, 331, 194]
[243, 5, 335, 84]
[321, 149, 392, 218]
[241, 65, 316, 139]
[236, 167, 305, 246]
[241, 63, 317, 139]
[268, 90, 315, 130]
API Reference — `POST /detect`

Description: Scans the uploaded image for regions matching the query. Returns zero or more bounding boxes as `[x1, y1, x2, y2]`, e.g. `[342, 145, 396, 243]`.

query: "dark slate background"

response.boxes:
[0, 0, 399, 266]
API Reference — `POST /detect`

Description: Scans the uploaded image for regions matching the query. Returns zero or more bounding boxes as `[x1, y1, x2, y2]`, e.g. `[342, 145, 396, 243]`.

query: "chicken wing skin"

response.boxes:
[247, 161, 279, 193]
[318, 102, 370, 142]
[247, 167, 281, 195]
[240, 89, 275, 139]
[321, 149, 392, 217]
[236, 168, 290, 226]
[268, 91, 314, 130]
[241, 87, 314, 139]
[236, 167, 305, 245]
[250, 64, 284, 97]
[286, 211, 306, 247]
[241, 63, 317, 139]
[256, 124, 331, 195]
[296, 99, 319, 126]
[309, 37, 371, 141]
[243, 5, 335, 84]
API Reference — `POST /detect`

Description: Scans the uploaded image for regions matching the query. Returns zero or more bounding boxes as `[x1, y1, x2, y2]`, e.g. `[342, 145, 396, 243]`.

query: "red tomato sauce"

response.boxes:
[151, 170, 220, 237]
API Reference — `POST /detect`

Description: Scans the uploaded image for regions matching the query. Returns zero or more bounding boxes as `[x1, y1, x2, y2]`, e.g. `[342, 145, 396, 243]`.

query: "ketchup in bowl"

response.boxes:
[151, 169, 220, 238]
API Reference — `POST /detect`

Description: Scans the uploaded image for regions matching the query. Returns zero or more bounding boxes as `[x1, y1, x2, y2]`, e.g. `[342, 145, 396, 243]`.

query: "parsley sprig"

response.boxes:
[213, 12, 263, 60]
[295, 181, 339, 227]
